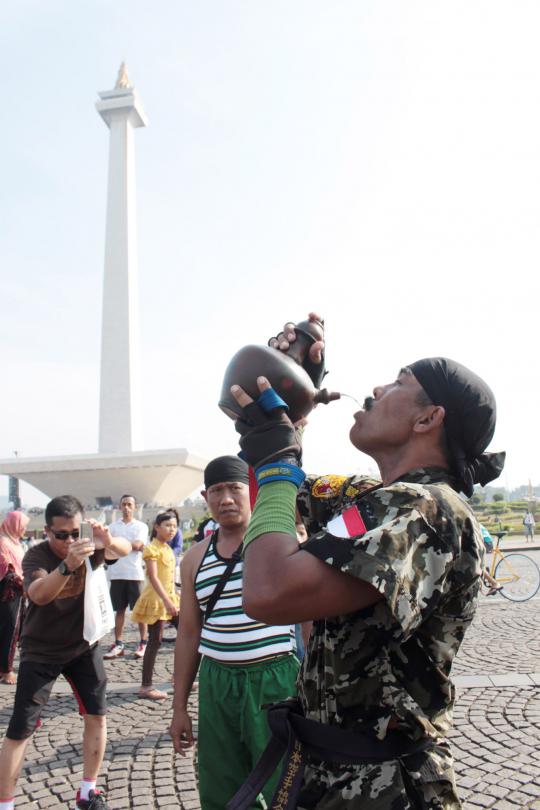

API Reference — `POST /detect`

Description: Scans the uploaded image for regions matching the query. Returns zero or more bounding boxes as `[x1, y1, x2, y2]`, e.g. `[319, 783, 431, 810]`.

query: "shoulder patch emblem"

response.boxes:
[326, 506, 367, 538]
[312, 475, 348, 499]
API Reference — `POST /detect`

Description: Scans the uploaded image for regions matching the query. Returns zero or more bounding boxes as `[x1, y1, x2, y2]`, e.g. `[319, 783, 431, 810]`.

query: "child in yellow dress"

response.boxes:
[132, 510, 180, 700]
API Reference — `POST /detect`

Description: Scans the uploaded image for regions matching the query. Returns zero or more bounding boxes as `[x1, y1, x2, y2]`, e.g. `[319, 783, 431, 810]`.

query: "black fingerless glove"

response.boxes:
[235, 393, 302, 470]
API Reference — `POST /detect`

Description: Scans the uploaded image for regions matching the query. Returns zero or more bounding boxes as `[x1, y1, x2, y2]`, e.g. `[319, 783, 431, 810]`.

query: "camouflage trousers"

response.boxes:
[296, 747, 462, 809]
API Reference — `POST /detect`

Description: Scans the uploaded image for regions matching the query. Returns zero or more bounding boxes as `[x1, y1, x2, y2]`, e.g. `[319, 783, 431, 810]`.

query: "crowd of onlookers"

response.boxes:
[0, 471, 309, 810]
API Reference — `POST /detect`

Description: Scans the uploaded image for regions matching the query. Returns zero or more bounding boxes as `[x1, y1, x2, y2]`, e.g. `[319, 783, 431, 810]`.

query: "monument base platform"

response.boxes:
[0, 449, 207, 506]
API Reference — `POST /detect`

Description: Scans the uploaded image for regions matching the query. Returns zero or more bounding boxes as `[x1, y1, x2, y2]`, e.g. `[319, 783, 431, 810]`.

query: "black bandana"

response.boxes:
[204, 455, 250, 489]
[408, 357, 505, 497]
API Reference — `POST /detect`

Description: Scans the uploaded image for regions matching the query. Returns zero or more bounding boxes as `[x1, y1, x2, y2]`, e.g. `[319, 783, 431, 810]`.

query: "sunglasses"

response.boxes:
[48, 529, 80, 541]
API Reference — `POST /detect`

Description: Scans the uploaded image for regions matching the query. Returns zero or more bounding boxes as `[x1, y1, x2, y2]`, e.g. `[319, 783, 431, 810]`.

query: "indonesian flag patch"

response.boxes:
[326, 506, 367, 538]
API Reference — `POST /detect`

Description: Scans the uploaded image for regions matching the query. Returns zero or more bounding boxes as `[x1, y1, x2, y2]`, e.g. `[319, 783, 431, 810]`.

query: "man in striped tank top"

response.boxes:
[169, 456, 300, 810]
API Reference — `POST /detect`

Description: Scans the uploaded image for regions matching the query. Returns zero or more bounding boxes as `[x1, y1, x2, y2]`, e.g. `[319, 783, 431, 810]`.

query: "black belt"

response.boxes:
[227, 699, 433, 810]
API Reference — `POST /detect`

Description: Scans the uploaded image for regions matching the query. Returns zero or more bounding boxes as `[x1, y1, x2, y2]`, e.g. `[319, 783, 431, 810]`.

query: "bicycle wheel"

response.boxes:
[495, 553, 540, 602]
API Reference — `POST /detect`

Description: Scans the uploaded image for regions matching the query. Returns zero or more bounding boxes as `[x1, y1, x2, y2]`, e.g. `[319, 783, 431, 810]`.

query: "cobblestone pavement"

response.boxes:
[450, 598, 540, 809]
[1, 596, 539, 808]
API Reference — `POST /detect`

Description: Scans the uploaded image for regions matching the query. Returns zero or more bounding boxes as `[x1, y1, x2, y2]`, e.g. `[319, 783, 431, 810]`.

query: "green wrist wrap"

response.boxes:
[243, 480, 297, 551]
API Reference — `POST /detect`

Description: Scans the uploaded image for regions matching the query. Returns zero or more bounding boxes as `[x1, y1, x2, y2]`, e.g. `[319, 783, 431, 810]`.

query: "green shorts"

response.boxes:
[198, 653, 300, 810]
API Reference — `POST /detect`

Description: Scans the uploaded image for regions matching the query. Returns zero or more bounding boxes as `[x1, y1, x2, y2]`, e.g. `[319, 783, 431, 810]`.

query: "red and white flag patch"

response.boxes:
[326, 506, 367, 538]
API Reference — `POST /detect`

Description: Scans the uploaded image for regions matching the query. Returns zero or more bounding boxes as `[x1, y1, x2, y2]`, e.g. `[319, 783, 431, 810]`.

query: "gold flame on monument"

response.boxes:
[115, 62, 132, 89]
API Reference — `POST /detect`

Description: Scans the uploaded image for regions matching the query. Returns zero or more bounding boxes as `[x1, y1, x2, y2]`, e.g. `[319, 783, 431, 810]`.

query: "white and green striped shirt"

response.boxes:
[195, 533, 294, 664]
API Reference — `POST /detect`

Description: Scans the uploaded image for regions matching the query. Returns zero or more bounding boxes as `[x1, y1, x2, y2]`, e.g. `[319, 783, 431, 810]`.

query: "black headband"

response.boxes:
[408, 357, 505, 497]
[204, 455, 250, 489]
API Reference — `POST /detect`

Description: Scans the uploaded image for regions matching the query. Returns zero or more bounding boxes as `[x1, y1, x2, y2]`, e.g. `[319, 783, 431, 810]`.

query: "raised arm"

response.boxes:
[232, 377, 381, 624]
[27, 539, 95, 606]
[90, 520, 132, 560]
[243, 530, 380, 624]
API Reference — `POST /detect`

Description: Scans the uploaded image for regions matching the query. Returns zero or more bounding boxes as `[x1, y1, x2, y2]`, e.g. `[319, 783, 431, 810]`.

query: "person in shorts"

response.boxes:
[0, 495, 131, 810]
[104, 494, 149, 659]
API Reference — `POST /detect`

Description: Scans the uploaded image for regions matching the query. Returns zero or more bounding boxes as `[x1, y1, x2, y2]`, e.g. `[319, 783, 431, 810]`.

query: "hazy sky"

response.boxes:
[2, 1, 539, 505]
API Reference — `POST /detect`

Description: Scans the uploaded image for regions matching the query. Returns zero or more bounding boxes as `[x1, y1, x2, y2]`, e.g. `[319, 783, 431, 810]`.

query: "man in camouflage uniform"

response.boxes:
[227, 320, 505, 809]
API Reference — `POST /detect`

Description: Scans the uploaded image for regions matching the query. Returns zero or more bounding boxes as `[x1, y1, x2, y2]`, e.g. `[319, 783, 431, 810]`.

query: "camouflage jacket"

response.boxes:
[293, 467, 483, 808]
[296, 466, 483, 739]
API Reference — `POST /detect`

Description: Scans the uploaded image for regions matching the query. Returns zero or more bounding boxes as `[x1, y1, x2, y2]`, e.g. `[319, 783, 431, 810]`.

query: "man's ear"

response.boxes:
[201, 490, 208, 504]
[414, 405, 445, 434]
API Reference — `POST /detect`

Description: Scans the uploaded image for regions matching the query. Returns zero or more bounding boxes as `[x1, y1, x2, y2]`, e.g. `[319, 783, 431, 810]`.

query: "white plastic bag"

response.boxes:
[83, 557, 114, 644]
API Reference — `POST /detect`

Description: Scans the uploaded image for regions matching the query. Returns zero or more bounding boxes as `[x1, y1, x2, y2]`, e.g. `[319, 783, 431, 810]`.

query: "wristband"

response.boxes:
[243, 481, 298, 550]
[256, 388, 289, 414]
[256, 462, 305, 488]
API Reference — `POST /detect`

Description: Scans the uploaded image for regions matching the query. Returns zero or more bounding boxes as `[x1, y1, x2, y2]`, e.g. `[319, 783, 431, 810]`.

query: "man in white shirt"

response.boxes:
[523, 509, 536, 541]
[103, 495, 149, 659]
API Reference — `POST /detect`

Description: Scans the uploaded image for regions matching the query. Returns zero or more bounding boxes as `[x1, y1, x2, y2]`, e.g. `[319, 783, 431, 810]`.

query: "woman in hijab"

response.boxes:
[0, 511, 30, 684]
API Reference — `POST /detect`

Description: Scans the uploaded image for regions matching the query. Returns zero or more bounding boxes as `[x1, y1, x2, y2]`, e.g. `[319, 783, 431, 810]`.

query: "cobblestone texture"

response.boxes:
[1, 596, 539, 807]
[454, 598, 540, 676]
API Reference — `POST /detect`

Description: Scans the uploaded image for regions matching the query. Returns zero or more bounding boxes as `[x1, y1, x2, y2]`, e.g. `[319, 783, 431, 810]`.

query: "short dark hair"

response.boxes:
[45, 495, 84, 526]
[120, 494, 136, 504]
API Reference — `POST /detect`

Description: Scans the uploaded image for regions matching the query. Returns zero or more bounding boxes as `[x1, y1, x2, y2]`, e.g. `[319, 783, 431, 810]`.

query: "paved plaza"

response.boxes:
[1, 592, 540, 808]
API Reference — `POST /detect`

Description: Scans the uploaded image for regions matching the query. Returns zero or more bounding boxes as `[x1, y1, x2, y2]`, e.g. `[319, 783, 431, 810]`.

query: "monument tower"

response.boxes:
[0, 66, 206, 504]
[96, 62, 146, 453]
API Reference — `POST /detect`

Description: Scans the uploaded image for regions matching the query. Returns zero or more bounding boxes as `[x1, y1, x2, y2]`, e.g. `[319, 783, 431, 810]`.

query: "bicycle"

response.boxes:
[482, 531, 540, 602]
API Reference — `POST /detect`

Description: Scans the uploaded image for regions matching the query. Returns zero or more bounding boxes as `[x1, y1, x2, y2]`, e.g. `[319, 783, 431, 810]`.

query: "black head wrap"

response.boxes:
[408, 357, 505, 497]
[204, 455, 250, 489]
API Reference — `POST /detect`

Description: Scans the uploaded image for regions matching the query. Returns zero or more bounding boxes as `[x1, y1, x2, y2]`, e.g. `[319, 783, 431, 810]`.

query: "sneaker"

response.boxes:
[75, 789, 109, 809]
[133, 641, 147, 658]
[103, 642, 124, 659]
